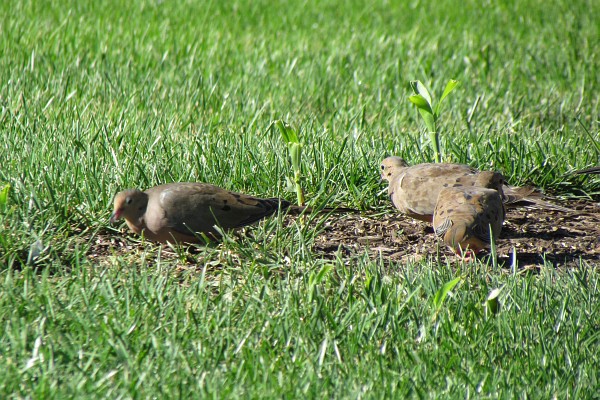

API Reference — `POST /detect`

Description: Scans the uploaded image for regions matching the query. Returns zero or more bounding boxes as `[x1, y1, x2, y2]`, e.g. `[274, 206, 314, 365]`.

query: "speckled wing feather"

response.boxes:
[381, 157, 502, 222]
[147, 183, 289, 237]
[380, 157, 572, 222]
[433, 186, 505, 254]
[111, 182, 357, 243]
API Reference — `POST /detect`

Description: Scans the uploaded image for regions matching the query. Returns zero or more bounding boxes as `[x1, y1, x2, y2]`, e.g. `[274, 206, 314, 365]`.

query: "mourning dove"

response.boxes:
[380, 156, 570, 222]
[110, 182, 353, 243]
[433, 186, 505, 256]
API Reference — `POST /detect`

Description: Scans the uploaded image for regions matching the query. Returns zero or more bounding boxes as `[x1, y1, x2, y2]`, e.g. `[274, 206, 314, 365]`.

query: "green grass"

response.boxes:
[3, 256, 600, 398]
[1, 0, 600, 397]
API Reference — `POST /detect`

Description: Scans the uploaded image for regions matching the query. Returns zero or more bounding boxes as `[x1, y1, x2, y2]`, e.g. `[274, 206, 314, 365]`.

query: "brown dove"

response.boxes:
[110, 182, 352, 243]
[380, 156, 570, 222]
[433, 186, 505, 256]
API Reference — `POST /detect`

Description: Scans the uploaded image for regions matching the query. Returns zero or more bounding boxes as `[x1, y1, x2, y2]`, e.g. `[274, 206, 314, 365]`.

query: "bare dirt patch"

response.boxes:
[313, 200, 600, 269]
[90, 200, 600, 270]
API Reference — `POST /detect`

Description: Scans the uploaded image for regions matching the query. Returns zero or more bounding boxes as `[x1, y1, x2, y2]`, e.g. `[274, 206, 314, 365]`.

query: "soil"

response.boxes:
[312, 200, 600, 269]
[90, 200, 600, 270]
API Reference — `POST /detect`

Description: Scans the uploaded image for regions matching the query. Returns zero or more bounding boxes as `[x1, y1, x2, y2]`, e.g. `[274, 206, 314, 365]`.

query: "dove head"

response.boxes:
[475, 171, 505, 192]
[110, 189, 149, 224]
[380, 157, 409, 181]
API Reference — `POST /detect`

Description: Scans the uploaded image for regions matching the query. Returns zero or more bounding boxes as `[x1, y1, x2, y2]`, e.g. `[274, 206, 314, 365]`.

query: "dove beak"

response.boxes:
[109, 209, 122, 224]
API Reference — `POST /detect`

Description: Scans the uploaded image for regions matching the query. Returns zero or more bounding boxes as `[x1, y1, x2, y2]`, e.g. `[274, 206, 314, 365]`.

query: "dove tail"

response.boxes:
[573, 166, 600, 175]
[502, 185, 572, 212]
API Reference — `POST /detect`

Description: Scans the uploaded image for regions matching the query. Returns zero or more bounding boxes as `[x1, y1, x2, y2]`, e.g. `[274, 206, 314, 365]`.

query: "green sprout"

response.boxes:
[409, 79, 459, 163]
[274, 120, 305, 206]
[0, 184, 9, 213]
[484, 287, 502, 317]
[432, 276, 462, 320]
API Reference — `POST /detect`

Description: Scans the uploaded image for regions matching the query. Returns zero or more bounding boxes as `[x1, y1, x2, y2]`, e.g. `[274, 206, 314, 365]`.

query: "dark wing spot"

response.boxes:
[222, 205, 231, 211]
[443, 183, 449, 187]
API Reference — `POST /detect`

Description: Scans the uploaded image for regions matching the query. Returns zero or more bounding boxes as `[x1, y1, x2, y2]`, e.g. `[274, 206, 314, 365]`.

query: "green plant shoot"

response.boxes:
[432, 276, 462, 318]
[485, 287, 502, 317]
[409, 79, 459, 163]
[274, 120, 305, 206]
[0, 184, 9, 213]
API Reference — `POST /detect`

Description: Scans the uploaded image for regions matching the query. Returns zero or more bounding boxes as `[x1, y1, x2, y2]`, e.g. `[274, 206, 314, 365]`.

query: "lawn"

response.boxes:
[1, 0, 599, 397]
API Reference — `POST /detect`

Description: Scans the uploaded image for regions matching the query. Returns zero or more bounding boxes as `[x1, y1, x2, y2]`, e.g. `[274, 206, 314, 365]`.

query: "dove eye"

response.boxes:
[381, 165, 385, 170]
[125, 197, 133, 205]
